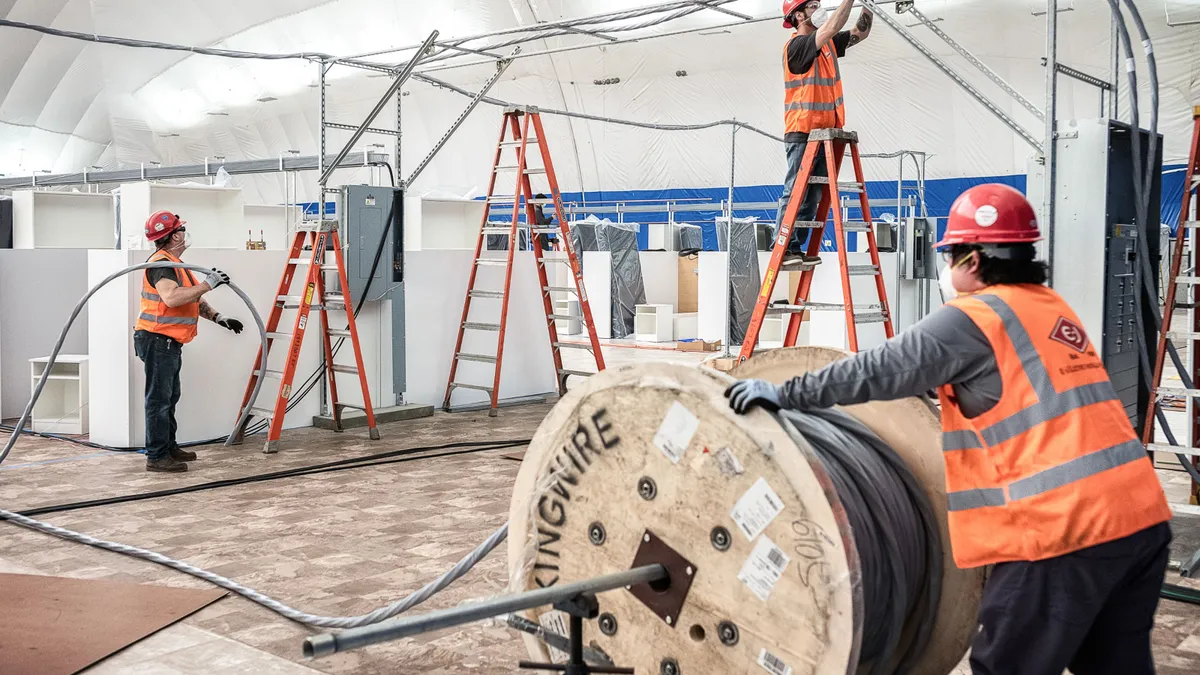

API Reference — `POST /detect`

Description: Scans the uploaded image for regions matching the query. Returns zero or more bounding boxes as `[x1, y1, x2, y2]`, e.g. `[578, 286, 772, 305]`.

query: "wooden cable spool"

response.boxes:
[507, 347, 984, 675]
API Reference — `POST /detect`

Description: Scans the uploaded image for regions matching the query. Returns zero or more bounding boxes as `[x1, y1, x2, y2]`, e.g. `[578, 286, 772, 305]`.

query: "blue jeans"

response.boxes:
[134, 330, 183, 461]
[773, 137, 828, 255]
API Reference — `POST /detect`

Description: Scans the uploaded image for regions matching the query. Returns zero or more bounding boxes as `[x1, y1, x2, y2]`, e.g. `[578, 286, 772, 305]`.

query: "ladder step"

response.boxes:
[553, 342, 593, 350]
[498, 139, 539, 146]
[328, 328, 352, 338]
[1146, 443, 1200, 458]
[250, 406, 276, 419]
[476, 259, 510, 267]
[470, 290, 506, 299]
[544, 285, 578, 293]
[335, 402, 367, 411]
[278, 295, 301, 303]
[540, 257, 572, 265]
[548, 314, 576, 321]
[790, 220, 826, 230]
[456, 352, 498, 364]
[486, 196, 553, 204]
[524, 168, 547, 175]
[767, 302, 887, 316]
[254, 369, 286, 379]
[843, 221, 872, 232]
[846, 264, 881, 276]
[558, 369, 593, 378]
[464, 321, 502, 331]
[330, 364, 359, 375]
[266, 332, 292, 341]
[481, 227, 560, 235]
[320, 264, 339, 272]
[288, 258, 312, 265]
[1157, 386, 1200, 398]
[1176, 277, 1200, 284]
[1181, 221, 1200, 229]
[449, 382, 494, 393]
[1166, 331, 1200, 342]
[807, 177, 865, 192]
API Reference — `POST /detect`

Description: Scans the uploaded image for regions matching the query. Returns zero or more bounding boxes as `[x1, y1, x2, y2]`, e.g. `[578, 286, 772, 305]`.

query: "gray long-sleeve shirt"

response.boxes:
[778, 305, 1002, 419]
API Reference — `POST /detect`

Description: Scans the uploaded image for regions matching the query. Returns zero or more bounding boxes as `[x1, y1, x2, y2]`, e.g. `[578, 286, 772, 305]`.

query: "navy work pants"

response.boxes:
[773, 136, 827, 255]
[133, 330, 183, 461]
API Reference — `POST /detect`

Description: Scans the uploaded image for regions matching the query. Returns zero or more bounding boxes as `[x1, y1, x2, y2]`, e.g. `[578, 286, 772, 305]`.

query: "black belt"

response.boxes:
[135, 330, 182, 350]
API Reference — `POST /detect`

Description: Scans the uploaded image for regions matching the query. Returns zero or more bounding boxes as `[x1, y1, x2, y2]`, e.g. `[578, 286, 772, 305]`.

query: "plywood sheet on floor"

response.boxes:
[0, 573, 225, 675]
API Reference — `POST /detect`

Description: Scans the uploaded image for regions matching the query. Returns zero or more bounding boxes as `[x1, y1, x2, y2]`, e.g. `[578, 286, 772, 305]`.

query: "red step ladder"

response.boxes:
[738, 128, 895, 363]
[443, 107, 605, 416]
[1144, 105, 1200, 504]
[231, 222, 379, 453]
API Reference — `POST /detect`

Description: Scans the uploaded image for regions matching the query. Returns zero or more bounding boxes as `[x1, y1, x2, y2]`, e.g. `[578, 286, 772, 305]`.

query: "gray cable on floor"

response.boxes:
[0, 261, 508, 630]
[776, 407, 942, 675]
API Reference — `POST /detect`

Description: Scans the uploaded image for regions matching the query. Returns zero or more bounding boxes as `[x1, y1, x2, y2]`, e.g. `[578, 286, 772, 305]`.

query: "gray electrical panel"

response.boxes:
[340, 184, 405, 398]
[901, 217, 936, 280]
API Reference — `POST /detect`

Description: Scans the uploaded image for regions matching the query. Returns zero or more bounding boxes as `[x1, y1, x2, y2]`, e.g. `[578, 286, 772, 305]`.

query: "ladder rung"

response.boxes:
[1157, 386, 1200, 398]
[846, 264, 881, 276]
[540, 257, 572, 265]
[790, 220, 825, 229]
[1146, 443, 1200, 458]
[336, 402, 367, 411]
[470, 290, 506, 299]
[449, 382, 494, 393]
[254, 369, 285, 379]
[548, 314, 576, 321]
[1181, 221, 1200, 229]
[278, 295, 301, 303]
[524, 168, 547, 175]
[464, 322, 501, 331]
[544, 285, 578, 293]
[456, 352, 498, 364]
[558, 369, 593, 378]
[766, 302, 884, 314]
[1166, 331, 1200, 342]
[853, 312, 889, 324]
[498, 139, 539, 146]
[328, 329, 351, 338]
[486, 196, 554, 204]
[481, 227, 558, 235]
[320, 264, 339, 272]
[843, 221, 872, 232]
[250, 406, 276, 419]
[1176, 276, 1200, 284]
[330, 364, 359, 375]
[288, 258, 312, 265]
[266, 332, 292, 341]
[476, 259, 509, 267]
[807, 177, 865, 192]
[553, 342, 593, 350]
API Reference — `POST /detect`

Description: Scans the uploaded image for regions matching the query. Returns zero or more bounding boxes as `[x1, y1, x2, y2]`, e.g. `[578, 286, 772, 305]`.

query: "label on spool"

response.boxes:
[652, 401, 699, 464]
[738, 535, 790, 602]
[757, 647, 794, 675]
[730, 477, 785, 541]
[539, 610, 569, 663]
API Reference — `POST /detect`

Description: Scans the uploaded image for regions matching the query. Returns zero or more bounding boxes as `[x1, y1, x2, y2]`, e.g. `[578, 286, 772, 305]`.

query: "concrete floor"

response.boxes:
[1, 345, 1199, 674]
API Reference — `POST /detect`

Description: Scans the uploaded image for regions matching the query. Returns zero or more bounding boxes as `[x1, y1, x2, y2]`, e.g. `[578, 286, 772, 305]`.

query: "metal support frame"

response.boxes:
[867, 1, 1042, 151]
[722, 123, 737, 358]
[689, 0, 753, 21]
[1045, 0, 1058, 282]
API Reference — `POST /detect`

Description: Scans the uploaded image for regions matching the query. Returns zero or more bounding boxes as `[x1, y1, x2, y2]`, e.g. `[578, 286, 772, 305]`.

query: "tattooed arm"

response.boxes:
[198, 300, 219, 323]
[849, 7, 873, 46]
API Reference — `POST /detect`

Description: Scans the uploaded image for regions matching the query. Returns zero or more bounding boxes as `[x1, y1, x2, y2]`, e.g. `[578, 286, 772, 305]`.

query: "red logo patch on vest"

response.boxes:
[1049, 317, 1088, 353]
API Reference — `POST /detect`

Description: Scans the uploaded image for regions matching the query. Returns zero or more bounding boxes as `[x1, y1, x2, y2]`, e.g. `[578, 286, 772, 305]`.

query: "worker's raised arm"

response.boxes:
[849, 4, 872, 45]
[814, 0, 858, 49]
[152, 268, 229, 308]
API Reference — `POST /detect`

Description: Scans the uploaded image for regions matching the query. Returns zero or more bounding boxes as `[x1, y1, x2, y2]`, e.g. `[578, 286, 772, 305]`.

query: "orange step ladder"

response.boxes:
[231, 220, 379, 453]
[443, 107, 605, 416]
[1144, 105, 1200, 504]
[737, 128, 895, 363]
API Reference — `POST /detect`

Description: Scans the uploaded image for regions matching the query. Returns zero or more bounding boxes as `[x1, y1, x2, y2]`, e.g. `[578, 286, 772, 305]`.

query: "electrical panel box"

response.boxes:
[0, 197, 12, 248]
[340, 184, 406, 398]
[1043, 118, 1163, 432]
[901, 217, 935, 280]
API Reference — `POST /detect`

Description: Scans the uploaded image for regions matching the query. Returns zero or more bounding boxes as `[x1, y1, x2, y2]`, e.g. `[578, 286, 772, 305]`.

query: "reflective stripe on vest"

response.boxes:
[783, 35, 845, 134]
[138, 313, 198, 326]
[785, 97, 845, 112]
[785, 76, 838, 88]
[136, 251, 200, 344]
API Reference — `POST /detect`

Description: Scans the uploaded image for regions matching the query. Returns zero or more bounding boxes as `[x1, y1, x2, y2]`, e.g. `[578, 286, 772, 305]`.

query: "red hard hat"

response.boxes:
[145, 210, 185, 242]
[935, 183, 1041, 248]
[782, 0, 810, 28]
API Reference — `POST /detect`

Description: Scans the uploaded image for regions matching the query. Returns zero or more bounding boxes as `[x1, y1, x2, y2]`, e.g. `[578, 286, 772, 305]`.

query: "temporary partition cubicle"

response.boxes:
[11, 190, 116, 249]
[118, 183, 245, 250]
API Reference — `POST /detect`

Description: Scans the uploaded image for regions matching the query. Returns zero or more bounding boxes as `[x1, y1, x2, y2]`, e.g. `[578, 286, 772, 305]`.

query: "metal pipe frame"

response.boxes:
[304, 564, 667, 658]
[1045, 0, 1058, 283]
[688, 0, 754, 21]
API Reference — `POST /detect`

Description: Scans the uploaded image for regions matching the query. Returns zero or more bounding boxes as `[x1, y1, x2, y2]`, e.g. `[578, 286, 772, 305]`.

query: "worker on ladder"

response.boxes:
[135, 211, 243, 473]
[774, 0, 872, 270]
[727, 184, 1173, 674]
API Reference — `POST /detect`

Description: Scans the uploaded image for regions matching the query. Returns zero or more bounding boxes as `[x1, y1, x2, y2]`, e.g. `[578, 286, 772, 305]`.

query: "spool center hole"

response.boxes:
[648, 571, 672, 595]
[689, 624, 706, 642]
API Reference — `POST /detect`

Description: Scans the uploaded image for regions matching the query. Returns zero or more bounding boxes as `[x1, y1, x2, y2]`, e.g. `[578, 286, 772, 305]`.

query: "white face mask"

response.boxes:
[938, 264, 958, 300]
[182, 232, 193, 250]
[808, 6, 829, 28]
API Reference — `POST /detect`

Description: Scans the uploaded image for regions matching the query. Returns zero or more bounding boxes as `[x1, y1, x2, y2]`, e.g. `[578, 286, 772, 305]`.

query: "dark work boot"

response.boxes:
[169, 446, 197, 462]
[146, 456, 188, 473]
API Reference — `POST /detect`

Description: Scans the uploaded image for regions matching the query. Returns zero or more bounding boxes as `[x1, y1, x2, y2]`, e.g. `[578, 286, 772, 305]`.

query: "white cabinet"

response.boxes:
[29, 355, 88, 435]
[634, 304, 674, 342]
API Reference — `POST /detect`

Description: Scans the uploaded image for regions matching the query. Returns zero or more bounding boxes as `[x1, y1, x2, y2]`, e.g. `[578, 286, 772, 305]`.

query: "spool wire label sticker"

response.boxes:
[539, 610, 569, 663]
[757, 647, 794, 675]
[730, 477, 785, 541]
[738, 535, 790, 602]
[653, 401, 699, 464]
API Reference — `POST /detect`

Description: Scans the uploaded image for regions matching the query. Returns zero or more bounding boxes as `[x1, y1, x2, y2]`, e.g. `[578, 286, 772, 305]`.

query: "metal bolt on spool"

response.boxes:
[637, 476, 657, 500]
[598, 612, 619, 636]
[660, 657, 680, 675]
[717, 621, 739, 646]
[589, 522, 607, 546]
[710, 526, 731, 551]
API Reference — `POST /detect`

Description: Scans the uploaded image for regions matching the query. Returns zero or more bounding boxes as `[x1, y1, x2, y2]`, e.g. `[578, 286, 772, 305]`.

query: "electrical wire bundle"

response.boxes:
[777, 408, 942, 674]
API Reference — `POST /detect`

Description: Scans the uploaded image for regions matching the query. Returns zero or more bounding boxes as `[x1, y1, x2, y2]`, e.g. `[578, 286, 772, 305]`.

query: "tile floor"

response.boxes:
[1, 347, 1199, 674]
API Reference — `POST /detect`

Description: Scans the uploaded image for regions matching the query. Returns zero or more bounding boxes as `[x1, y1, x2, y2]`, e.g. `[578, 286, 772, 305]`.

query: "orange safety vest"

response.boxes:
[783, 33, 846, 135]
[134, 250, 200, 344]
[938, 284, 1170, 569]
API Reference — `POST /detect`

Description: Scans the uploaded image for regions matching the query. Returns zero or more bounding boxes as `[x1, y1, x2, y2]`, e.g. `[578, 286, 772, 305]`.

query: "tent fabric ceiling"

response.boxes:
[1, 0, 1198, 205]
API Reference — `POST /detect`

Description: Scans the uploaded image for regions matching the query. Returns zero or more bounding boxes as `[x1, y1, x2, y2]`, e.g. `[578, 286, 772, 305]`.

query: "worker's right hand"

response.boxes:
[203, 268, 230, 291]
[724, 379, 782, 414]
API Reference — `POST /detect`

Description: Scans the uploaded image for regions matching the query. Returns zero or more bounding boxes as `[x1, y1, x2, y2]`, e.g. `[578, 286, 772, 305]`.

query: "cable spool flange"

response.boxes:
[508, 361, 860, 674]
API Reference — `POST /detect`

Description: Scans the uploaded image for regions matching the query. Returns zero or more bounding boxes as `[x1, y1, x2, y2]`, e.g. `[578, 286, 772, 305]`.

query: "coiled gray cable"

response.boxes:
[777, 408, 942, 675]
[0, 261, 508, 630]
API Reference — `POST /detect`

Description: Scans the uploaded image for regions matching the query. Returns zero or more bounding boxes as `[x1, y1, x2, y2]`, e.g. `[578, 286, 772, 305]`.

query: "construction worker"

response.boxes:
[135, 211, 244, 473]
[775, 0, 872, 270]
[726, 184, 1173, 674]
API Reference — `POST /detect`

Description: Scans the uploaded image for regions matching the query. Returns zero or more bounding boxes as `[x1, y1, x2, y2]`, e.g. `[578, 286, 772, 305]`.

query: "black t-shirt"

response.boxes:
[145, 258, 195, 289]
[784, 31, 853, 144]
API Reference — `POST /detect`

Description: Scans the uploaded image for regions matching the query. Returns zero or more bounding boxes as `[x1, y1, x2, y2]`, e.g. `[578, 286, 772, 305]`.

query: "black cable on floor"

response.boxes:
[10, 438, 530, 518]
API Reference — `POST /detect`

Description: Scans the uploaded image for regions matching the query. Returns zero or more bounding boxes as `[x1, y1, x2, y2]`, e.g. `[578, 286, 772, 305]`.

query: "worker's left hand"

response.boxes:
[215, 315, 244, 335]
[723, 379, 782, 414]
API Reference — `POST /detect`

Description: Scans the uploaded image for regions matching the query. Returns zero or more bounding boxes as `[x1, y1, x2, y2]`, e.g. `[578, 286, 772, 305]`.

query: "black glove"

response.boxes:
[723, 379, 783, 414]
[215, 315, 244, 334]
[203, 268, 230, 290]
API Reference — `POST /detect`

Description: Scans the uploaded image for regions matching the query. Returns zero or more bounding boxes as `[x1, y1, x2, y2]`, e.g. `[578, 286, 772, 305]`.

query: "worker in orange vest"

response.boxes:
[727, 184, 1172, 674]
[135, 211, 243, 473]
[774, 0, 872, 270]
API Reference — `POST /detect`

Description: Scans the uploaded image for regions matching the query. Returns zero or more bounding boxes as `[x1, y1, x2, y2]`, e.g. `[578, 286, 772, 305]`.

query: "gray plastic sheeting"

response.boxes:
[596, 220, 646, 339]
[676, 222, 703, 253]
[717, 217, 761, 345]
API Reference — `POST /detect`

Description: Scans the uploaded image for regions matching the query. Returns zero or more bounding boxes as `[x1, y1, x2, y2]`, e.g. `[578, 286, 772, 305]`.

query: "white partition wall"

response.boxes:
[640, 251, 680, 311]
[406, 195, 485, 251]
[404, 250, 559, 408]
[12, 191, 115, 249]
[0, 250, 90, 418]
[119, 183, 245, 250]
[242, 205, 293, 250]
[87, 249, 394, 447]
[581, 251, 613, 340]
